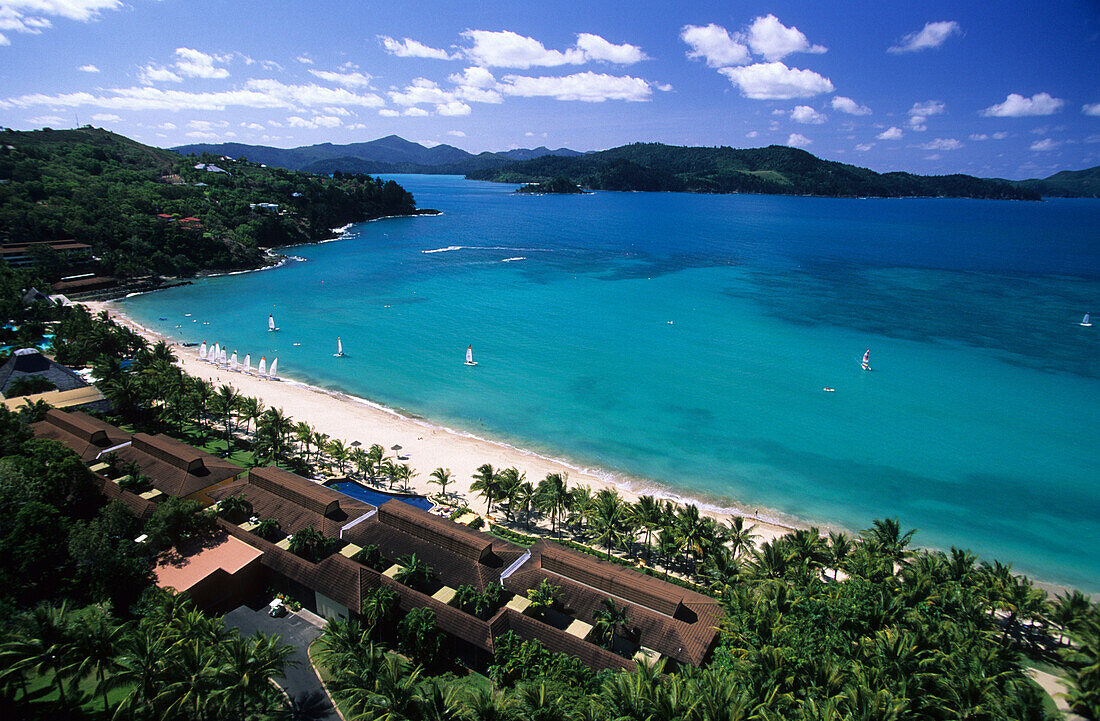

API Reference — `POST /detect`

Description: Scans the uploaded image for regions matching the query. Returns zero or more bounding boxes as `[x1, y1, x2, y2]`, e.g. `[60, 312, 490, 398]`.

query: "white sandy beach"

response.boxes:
[89, 299, 803, 546]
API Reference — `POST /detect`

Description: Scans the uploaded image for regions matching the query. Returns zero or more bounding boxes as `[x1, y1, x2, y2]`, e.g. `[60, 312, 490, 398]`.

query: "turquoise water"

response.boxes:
[121, 176, 1100, 591]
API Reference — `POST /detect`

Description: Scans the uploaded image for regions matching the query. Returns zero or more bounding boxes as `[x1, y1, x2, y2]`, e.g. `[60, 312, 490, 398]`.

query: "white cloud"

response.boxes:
[436, 100, 471, 116]
[448, 66, 496, 89]
[309, 69, 372, 88]
[403, 107, 429, 117]
[746, 130, 759, 138]
[346, 123, 367, 130]
[574, 32, 647, 64]
[680, 23, 750, 67]
[379, 35, 460, 60]
[0, 0, 122, 45]
[174, 48, 229, 79]
[920, 137, 962, 150]
[786, 132, 812, 147]
[90, 112, 120, 122]
[77, 64, 99, 73]
[287, 114, 342, 129]
[447, 130, 466, 137]
[295, 56, 313, 65]
[831, 96, 871, 115]
[139, 65, 182, 84]
[241, 122, 263, 130]
[1030, 138, 1059, 151]
[187, 119, 226, 130]
[908, 116, 927, 131]
[790, 105, 826, 124]
[321, 106, 352, 116]
[746, 14, 826, 61]
[389, 77, 451, 106]
[378, 109, 399, 117]
[969, 132, 1008, 141]
[499, 71, 652, 102]
[28, 114, 63, 125]
[718, 62, 833, 100]
[6, 79, 385, 112]
[855, 142, 874, 151]
[157, 122, 176, 130]
[909, 100, 945, 117]
[185, 131, 217, 139]
[982, 92, 1064, 117]
[877, 126, 903, 140]
[1082, 103, 1100, 117]
[889, 21, 961, 54]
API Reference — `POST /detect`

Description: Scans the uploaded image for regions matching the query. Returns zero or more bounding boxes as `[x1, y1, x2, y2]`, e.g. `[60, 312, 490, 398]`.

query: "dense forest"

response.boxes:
[0, 127, 422, 280]
[468, 143, 1041, 200]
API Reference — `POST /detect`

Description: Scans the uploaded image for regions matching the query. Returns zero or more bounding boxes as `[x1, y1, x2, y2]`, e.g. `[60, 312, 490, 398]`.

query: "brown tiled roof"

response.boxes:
[249, 466, 341, 517]
[503, 541, 723, 667]
[377, 501, 494, 561]
[380, 575, 493, 650]
[491, 608, 634, 671]
[30, 409, 130, 462]
[342, 502, 525, 592]
[114, 433, 242, 499]
[94, 474, 157, 520]
[207, 470, 373, 539]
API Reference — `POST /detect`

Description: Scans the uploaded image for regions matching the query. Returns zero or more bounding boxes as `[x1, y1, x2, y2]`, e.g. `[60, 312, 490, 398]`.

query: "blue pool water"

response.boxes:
[327, 481, 434, 511]
[121, 175, 1100, 590]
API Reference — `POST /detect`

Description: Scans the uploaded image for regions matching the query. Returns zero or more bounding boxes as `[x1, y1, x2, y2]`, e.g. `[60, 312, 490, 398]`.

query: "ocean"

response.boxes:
[120, 175, 1100, 591]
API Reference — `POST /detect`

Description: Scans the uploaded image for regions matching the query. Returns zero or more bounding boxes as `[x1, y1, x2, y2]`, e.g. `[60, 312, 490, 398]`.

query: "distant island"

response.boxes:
[469, 143, 1042, 201]
[516, 176, 586, 194]
[174, 135, 1100, 200]
[0, 128, 428, 286]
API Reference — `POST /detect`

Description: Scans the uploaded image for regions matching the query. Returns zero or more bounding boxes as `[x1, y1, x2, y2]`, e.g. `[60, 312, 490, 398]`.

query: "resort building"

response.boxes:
[0, 239, 92, 269]
[32, 408, 724, 671]
[0, 348, 92, 398]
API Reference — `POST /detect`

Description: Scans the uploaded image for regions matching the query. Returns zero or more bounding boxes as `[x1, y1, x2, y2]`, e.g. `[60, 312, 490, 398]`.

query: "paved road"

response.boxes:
[223, 603, 338, 721]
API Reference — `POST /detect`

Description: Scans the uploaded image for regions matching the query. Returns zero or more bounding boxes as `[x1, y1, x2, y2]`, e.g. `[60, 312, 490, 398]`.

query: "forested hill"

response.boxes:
[467, 143, 1040, 200]
[1008, 165, 1100, 198]
[0, 127, 421, 279]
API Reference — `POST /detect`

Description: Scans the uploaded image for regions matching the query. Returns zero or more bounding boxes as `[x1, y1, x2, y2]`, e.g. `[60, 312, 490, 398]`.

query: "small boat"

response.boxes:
[861, 349, 872, 371]
[243, 353, 251, 374]
[269, 358, 278, 379]
[268, 314, 279, 332]
[823, 387, 835, 392]
[465, 345, 478, 366]
[334, 337, 345, 357]
[198, 341, 207, 359]
[257, 356, 267, 376]
[1082, 313, 1093, 327]
[229, 350, 238, 371]
[213, 343, 221, 363]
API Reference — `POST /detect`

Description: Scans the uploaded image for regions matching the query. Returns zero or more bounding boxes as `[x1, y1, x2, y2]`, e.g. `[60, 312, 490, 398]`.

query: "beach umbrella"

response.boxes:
[351, 440, 361, 447]
[391, 444, 402, 459]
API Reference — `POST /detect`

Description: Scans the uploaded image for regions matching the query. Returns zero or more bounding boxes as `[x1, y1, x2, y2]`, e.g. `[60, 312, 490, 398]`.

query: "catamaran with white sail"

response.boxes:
[243, 353, 251, 374]
[229, 351, 238, 371]
[465, 345, 477, 366]
[257, 356, 267, 376]
[198, 341, 207, 360]
[269, 358, 278, 379]
[334, 337, 344, 357]
[861, 349, 871, 371]
[1082, 313, 1093, 327]
[268, 314, 278, 332]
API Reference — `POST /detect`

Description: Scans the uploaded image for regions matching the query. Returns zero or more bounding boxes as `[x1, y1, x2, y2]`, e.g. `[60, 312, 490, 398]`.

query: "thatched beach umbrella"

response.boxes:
[391, 444, 403, 459]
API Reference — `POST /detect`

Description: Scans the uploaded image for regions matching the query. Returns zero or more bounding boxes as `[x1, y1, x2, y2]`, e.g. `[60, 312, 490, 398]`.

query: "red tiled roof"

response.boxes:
[155, 532, 263, 593]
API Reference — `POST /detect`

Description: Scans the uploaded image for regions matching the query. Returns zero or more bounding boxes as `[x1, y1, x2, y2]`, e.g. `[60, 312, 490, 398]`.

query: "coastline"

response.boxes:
[87, 299, 803, 547]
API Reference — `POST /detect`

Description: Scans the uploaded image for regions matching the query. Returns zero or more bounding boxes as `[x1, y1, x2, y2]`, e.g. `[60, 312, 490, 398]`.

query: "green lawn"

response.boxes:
[19, 669, 133, 718]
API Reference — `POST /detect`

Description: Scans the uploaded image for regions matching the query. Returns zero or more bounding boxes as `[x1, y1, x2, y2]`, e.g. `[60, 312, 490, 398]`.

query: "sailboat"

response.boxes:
[334, 337, 344, 357]
[1082, 313, 1093, 327]
[465, 345, 478, 366]
[243, 353, 251, 374]
[206, 345, 216, 363]
[229, 351, 238, 371]
[198, 341, 207, 360]
[268, 314, 278, 332]
[219, 348, 228, 366]
[269, 358, 278, 379]
[257, 356, 267, 376]
[861, 349, 872, 371]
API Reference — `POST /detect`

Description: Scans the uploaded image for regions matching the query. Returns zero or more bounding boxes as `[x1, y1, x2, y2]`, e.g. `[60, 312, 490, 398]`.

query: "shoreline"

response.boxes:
[88, 299, 804, 547]
[81, 300, 1093, 597]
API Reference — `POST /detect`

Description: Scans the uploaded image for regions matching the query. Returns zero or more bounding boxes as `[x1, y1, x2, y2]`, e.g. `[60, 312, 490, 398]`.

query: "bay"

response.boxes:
[121, 175, 1100, 590]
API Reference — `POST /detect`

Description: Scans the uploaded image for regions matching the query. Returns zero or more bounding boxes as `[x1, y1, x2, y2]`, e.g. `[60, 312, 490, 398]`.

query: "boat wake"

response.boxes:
[422, 245, 551, 255]
[422, 245, 464, 254]
[501, 257, 526, 262]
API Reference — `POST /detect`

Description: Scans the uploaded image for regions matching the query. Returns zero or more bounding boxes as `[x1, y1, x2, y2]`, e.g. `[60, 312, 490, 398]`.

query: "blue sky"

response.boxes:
[1, 0, 1098, 179]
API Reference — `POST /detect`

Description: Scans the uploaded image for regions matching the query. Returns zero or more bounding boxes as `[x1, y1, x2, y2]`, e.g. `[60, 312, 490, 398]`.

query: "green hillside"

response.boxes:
[0, 127, 421, 279]
[1010, 165, 1100, 198]
[468, 143, 1040, 200]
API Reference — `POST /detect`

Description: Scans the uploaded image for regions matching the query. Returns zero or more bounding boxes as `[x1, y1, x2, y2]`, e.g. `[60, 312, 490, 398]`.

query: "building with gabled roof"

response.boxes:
[112, 432, 242, 500]
[0, 348, 88, 397]
[30, 408, 130, 462]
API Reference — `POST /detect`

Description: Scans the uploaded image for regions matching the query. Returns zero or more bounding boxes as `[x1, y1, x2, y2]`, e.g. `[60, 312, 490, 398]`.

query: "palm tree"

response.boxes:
[471, 463, 501, 514]
[517, 682, 565, 721]
[526, 579, 560, 619]
[360, 587, 400, 634]
[379, 459, 398, 489]
[327, 438, 349, 474]
[464, 685, 515, 721]
[396, 463, 416, 492]
[511, 480, 536, 530]
[395, 553, 433, 590]
[862, 518, 916, 570]
[349, 447, 368, 480]
[632, 495, 664, 563]
[367, 444, 385, 484]
[257, 407, 294, 462]
[703, 547, 742, 599]
[253, 518, 282, 541]
[217, 494, 253, 523]
[828, 531, 853, 580]
[675, 504, 708, 574]
[214, 632, 294, 718]
[590, 488, 630, 560]
[108, 625, 166, 720]
[2, 604, 77, 707]
[496, 467, 523, 520]
[155, 639, 219, 721]
[312, 431, 331, 467]
[294, 421, 314, 462]
[725, 516, 759, 559]
[212, 384, 240, 452]
[592, 597, 631, 650]
[428, 467, 453, 499]
[239, 396, 264, 436]
[535, 472, 570, 538]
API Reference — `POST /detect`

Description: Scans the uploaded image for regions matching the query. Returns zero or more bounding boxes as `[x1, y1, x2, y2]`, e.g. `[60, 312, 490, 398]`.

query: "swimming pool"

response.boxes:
[326, 481, 434, 511]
